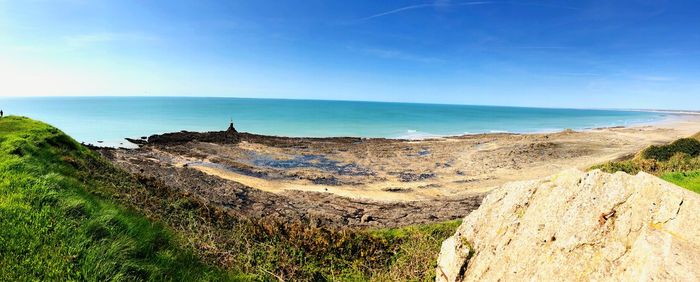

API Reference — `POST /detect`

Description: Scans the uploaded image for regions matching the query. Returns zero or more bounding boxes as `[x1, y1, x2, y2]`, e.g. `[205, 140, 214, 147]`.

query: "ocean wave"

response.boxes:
[394, 130, 443, 140]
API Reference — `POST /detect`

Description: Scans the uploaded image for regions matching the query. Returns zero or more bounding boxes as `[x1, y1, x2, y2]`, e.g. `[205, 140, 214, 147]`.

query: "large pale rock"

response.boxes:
[436, 169, 700, 282]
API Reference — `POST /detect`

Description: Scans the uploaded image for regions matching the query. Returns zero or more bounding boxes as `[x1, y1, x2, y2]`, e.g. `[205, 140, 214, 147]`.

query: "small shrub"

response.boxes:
[641, 138, 700, 161]
[591, 160, 642, 174]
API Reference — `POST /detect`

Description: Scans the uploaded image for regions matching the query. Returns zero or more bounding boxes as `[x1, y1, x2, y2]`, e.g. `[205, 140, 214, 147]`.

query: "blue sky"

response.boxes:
[0, 0, 699, 109]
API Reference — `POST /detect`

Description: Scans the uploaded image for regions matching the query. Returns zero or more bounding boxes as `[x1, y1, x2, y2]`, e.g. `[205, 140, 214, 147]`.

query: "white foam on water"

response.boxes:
[394, 129, 443, 140]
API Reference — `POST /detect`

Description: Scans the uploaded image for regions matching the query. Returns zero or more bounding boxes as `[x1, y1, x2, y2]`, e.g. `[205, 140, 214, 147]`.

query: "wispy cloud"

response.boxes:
[632, 75, 675, 82]
[63, 32, 157, 47]
[557, 72, 602, 77]
[510, 46, 572, 50]
[357, 1, 580, 21]
[349, 46, 444, 63]
[358, 1, 493, 21]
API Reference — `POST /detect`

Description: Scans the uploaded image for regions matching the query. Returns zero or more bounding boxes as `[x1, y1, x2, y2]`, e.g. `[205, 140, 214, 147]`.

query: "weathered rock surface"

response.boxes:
[436, 169, 700, 282]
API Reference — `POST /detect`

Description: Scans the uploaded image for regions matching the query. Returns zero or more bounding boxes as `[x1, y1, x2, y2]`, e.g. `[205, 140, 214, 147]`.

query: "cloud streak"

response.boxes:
[348, 46, 444, 63]
[358, 1, 493, 21]
[632, 75, 675, 82]
[63, 32, 157, 47]
[357, 1, 580, 21]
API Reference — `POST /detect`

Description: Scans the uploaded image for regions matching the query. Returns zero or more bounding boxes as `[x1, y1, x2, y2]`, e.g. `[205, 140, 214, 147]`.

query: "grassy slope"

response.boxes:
[661, 171, 700, 194]
[0, 116, 231, 281]
[591, 134, 700, 193]
[0, 116, 460, 281]
[662, 132, 700, 193]
[671, 132, 700, 192]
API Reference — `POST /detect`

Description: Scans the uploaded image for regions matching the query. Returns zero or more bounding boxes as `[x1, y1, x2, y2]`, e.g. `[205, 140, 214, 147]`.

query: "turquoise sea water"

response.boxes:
[0, 97, 667, 147]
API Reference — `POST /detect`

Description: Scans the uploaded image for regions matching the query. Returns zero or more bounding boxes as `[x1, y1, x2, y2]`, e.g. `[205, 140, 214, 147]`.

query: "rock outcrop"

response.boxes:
[436, 169, 700, 281]
[146, 129, 239, 145]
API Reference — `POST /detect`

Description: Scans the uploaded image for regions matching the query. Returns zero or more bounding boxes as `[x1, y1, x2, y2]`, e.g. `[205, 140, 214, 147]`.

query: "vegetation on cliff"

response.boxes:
[592, 134, 700, 193]
[0, 116, 228, 280]
[641, 138, 700, 161]
[0, 116, 457, 281]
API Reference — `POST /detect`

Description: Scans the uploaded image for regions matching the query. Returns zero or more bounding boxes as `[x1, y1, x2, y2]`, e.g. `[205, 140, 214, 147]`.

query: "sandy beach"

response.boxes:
[97, 114, 700, 227]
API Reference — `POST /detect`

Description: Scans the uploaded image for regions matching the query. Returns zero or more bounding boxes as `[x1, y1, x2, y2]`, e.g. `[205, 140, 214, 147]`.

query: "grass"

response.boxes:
[661, 170, 700, 194]
[0, 116, 461, 281]
[102, 180, 460, 281]
[0, 116, 233, 281]
[591, 132, 700, 194]
[369, 220, 461, 281]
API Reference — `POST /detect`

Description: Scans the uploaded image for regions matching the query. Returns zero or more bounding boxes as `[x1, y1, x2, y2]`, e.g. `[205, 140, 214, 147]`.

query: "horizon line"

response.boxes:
[0, 95, 695, 113]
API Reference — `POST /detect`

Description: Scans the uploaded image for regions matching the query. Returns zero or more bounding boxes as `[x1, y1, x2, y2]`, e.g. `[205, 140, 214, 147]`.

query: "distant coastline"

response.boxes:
[628, 109, 700, 115]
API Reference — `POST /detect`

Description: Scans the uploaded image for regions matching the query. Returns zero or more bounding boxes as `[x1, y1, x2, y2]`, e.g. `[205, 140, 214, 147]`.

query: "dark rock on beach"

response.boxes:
[397, 171, 436, 182]
[147, 123, 240, 145]
[125, 137, 148, 145]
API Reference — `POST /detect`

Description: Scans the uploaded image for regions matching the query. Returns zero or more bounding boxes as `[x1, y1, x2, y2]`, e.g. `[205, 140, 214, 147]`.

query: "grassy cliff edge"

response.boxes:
[0, 116, 232, 280]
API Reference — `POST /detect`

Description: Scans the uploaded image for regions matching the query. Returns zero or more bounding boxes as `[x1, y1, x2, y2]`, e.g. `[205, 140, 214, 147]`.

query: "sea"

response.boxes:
[0, 97, 669, 147]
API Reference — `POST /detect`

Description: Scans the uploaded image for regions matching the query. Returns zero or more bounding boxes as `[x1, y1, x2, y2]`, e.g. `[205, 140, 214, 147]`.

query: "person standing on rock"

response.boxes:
[1, 110, 3, 118]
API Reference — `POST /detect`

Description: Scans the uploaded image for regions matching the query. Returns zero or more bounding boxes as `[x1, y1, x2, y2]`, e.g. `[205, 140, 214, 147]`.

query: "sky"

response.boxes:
[0, 0, 699, 110]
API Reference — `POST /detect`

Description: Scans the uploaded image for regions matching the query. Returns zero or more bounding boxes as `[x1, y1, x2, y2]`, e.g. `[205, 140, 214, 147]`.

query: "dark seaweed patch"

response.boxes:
[248, 153, 374, 176]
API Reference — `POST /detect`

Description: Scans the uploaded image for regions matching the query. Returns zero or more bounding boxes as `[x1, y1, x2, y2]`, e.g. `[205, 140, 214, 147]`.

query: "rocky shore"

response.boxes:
[97, 116, 700, 228]
[97, 144, 483, 229]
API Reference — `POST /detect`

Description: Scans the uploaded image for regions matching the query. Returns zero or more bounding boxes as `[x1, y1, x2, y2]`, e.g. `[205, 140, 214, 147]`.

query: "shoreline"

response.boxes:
[104, 114, 700, 197]
[112, 111, 694, 147]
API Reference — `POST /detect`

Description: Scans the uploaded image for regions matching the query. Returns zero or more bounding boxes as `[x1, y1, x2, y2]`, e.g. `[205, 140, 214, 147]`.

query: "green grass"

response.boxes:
[0, 116, 462, 281]
[0, 116, 232, 281]
[661, 170, 700, 194]
[369, 220, 461, 281]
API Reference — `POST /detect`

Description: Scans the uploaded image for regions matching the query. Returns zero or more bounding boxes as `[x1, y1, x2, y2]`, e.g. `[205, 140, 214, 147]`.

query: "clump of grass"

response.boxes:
[370, 221, 461, 281]
[591, 159, 644, 175]
[660, 152, 700, 172]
